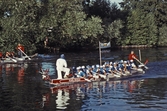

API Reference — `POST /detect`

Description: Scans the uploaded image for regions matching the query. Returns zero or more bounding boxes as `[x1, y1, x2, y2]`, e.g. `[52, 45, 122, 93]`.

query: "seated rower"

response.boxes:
[86, 66, 94, 79]
[122, 61, 130, 74]
[112, 62, 122, 75]
[5, 52, 15, 58]
[76, 67, 86, 78]
[129, 60, 137, 69]
[86, 66, 99, 80]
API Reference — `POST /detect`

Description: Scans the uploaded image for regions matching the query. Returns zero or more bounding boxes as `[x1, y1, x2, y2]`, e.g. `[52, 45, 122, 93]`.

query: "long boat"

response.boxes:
[40, 65, 147, 86]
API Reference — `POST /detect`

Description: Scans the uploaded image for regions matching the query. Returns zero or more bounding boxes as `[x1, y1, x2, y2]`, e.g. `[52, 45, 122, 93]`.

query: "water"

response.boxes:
[0, 47, 167, 111]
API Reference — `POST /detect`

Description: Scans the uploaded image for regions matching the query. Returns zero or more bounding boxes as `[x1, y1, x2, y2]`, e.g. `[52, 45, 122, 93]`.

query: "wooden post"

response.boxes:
[139, 50, 141, 61]
[99, 41, 102, 66]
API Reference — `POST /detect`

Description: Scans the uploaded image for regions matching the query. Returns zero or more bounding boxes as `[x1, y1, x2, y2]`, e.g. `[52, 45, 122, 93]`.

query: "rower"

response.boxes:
[128, 51, 139, 68]
[76, 67, 86, 77]
[129, 60, 137, 69]
[86, 66, 94, 79]
[17, 43, 24, 58]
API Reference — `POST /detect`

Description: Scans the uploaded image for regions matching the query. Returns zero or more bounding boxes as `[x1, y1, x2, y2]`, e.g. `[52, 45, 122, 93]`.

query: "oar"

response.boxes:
[76, 74, 91, 82]
[18, 48, 31, 60]
[30, 53, 38, 58]
[134, 58, 148, 69]
[6, 55, 17, 63]
[84, 77, 92, 82]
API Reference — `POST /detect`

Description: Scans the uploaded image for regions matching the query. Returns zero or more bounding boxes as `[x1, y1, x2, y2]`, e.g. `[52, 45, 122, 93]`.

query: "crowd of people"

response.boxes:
[71, 59, 138, 80]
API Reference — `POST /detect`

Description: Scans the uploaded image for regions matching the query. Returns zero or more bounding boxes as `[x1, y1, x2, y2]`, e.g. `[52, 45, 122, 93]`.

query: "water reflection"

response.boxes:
[56, 89, 70, 109]
[41, 92, 50, 108]
[37, 77, 167, 111]
[17, 66, 25, 84]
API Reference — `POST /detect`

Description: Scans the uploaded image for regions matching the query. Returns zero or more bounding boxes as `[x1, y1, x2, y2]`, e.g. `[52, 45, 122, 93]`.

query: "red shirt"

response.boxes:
[17, 45, 24, 51]
[0, 52, 2, 58]
[128, 53, 137, 60]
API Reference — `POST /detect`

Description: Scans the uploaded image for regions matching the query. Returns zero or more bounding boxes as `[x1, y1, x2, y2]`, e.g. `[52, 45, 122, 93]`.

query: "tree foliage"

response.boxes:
[1, 0, 167, 54]
[120, 0, 167, 46]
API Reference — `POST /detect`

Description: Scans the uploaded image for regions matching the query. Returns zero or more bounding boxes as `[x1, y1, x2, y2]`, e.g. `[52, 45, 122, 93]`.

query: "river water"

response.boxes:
[0, 48, 167, 111]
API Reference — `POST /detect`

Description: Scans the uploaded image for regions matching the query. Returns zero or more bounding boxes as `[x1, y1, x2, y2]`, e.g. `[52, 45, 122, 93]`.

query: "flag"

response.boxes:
[99, 41, 111, 49]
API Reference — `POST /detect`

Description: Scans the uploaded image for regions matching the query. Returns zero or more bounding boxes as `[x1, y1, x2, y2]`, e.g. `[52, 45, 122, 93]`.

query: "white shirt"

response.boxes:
[56, 58, 67, 70]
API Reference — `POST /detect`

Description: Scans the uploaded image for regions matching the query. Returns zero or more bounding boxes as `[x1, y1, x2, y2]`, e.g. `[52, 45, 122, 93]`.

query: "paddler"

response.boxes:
[17, 43, 24, 58]
[128, 51, 139, 68]
[56, 54, 70, 79]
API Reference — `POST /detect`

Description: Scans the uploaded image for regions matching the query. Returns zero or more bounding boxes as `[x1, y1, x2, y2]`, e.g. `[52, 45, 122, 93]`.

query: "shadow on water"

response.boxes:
[0, 47, 167, 111]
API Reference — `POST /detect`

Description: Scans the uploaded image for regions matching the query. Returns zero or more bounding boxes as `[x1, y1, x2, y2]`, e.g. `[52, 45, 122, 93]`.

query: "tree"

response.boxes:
[39, 0, 104, 49]
[0, 0, 42, 53]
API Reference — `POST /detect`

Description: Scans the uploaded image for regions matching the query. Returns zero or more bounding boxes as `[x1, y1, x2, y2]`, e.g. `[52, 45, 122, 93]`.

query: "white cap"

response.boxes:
[82, 66, 85, 69]
[96, 65, 99, 68]
[120, 60, 123, 63]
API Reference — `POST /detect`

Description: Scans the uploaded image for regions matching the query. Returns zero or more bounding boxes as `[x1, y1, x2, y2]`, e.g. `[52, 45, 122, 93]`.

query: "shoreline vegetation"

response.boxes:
[44, 45, 157, 53]
[1, 0, 167, 54]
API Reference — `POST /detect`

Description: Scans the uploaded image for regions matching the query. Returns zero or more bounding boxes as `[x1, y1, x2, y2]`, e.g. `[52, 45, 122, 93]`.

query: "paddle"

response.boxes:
[18, 48, 31, 60]
[83, 77, 92, 82]
[6, 55, 17, 63]
[134, 58, 148, 69]
[75, 73, 92, 82]
[30, 53, 38, 58]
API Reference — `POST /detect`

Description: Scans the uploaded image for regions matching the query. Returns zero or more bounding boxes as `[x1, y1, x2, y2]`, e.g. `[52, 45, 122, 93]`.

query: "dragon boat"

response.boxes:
[40, 63, 147, 87]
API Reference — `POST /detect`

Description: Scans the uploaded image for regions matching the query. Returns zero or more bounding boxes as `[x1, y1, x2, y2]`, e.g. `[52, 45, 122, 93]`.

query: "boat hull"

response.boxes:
[50, 77, 88, 86]
[0, 56, 33, 63]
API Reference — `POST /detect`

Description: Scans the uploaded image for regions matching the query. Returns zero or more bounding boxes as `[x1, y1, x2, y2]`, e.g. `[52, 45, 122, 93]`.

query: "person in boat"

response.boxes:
[76, 67, 86, 78]
[95, 65, 105, 75]
[112, 62, 122, 75]
[122, 61, 130, 73]
[0, 52, 3, 58]
[5, 52, 15, 58]
[56, 54, 70, 79]
[128, 51, 139, 68]
[129, 60, 137, 69]
[17, 43, 24, 58]
[86, 66, 94, 79]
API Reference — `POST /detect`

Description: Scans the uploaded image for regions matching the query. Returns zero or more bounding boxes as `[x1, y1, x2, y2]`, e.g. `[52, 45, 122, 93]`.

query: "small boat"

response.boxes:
[0, 53, 38, 63]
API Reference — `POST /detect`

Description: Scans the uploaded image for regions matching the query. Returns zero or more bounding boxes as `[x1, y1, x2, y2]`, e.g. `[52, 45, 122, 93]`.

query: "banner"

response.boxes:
[99, 41, 111, 49]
